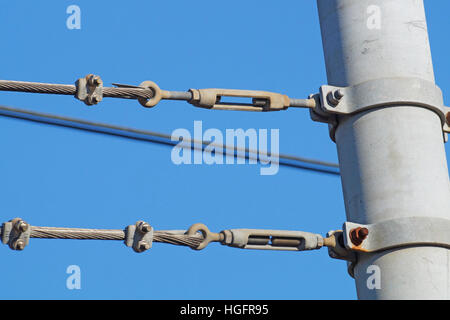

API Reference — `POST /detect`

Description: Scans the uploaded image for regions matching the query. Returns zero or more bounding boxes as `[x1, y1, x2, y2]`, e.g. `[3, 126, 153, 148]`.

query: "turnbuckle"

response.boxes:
[186, 223, 331, 251]
[70, 76, 316, 111]
[136, 82, 315, 111]
[137, 84, 291, 111]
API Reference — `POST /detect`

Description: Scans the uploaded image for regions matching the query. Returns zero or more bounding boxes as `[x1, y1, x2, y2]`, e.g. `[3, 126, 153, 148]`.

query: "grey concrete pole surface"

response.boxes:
[317, 0, 450, 299]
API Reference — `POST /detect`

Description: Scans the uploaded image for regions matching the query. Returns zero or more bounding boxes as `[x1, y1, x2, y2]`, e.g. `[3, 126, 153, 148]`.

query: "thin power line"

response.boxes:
[0, 105, 340, 176]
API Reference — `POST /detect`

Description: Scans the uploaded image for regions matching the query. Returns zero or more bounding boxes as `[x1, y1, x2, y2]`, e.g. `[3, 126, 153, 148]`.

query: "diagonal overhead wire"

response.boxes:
[0, 105, 340, 176]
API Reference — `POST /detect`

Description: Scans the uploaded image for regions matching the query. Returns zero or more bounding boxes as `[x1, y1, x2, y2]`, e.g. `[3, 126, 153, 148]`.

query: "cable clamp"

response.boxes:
[1, 218, 31, 251]
[124, 221, 153, 253]
[75, 74, 103, 106]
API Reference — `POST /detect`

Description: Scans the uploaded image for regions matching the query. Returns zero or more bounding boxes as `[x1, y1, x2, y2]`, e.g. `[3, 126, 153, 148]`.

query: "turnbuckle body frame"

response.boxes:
[188, 88, 291, 112]
[220, 228, 324, 251]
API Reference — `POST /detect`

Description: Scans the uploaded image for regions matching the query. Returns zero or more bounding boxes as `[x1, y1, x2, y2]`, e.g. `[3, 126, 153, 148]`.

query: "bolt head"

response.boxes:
[88, 74, 98, 86]
[88, 75, 102, 87]
[327, 91, 341, 106]
[138, 222, 152, 233]
[334, 89, 344, 100]
[137, 241, 150, 252]
[14, 240, 25, 251]
[358, 227, 369, 239]
[15, 221, 29, 233]
[350, 227, 369, 246]
[87, 96, 99, 105]
[93, 77, 102, 86]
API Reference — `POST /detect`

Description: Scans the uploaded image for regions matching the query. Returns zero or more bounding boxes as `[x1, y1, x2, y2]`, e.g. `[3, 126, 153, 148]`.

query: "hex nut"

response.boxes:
[350, 227, 369, 246]
[138, 222, 152, 233]
[16, 221, 29, 233]
[334, 89, 344, 100]
[13, 240, 25, 251]
[138, 240, 150, 252]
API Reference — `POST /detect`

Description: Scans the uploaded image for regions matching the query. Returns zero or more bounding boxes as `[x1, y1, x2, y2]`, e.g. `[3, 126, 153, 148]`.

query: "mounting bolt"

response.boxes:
[137, 240, 150, 252]
[138, 222, 152, 233]
[350, 227, 369, 246]
[15, 220, 29, 233]
[334, 89, 344, 100]
[88, 74, 102, 87]
[13, 240, 25, 251]
[88, 96, 99, 105]
[327, 89, 344, 106]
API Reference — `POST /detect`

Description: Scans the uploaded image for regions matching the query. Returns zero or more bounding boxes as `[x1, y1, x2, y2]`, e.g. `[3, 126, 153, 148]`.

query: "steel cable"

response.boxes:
[0, 80, 76, 95]
[0, 80, 154, 100]
[31, 226, 125, 240]
[30, 226, 203, 247]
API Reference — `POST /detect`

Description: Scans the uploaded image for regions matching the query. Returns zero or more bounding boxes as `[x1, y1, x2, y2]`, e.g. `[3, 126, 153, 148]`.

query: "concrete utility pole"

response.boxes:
[317, 0, 450, 299]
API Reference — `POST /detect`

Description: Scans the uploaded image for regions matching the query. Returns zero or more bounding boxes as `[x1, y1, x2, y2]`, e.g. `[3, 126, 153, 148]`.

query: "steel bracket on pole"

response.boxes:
[327, 217, 450, 278]
[343, 217, 450, 253]
[311, 77, 449, 142]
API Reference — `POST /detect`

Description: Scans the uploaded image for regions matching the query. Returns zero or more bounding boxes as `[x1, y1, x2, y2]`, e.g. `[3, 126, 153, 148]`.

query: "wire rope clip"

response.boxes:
[125, 220, 153, 253]
[188, 88, 290, 112]
[75, 74, 103, 106]
[1, 218, 31, 251]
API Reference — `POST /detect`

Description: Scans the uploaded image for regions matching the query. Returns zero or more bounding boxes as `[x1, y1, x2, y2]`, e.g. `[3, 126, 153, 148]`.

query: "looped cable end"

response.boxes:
[186, 223, 223, 250]
[138, 81, 163, 108]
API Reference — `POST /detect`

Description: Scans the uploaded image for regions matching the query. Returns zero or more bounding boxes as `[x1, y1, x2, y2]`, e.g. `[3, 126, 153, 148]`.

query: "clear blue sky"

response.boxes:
[0, 0, 449, 300]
